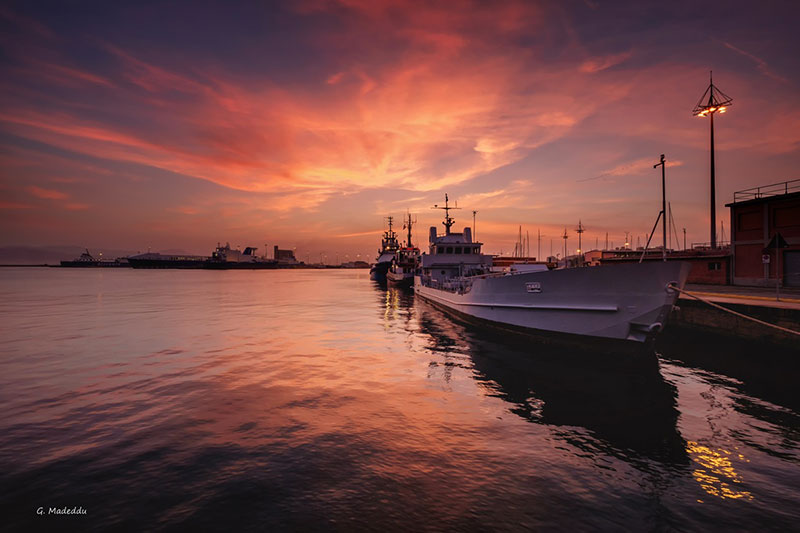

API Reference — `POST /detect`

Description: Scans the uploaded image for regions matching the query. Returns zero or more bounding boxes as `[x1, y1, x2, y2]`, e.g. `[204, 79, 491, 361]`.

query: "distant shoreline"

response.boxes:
[0, 264, 370, 269]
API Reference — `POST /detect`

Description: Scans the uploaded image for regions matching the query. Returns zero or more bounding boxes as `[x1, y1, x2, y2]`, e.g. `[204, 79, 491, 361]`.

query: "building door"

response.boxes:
[785, 251, 800, 287]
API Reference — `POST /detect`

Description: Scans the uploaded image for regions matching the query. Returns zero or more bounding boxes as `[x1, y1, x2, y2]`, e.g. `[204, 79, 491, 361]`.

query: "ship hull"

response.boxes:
[60, 261, 128, 268]
[414, 261, 690, 351]
[386, 270, 413, 288]
[127, 257, 207, 269]
[369, 260, 391, 281]
[204, 261, 279, 270]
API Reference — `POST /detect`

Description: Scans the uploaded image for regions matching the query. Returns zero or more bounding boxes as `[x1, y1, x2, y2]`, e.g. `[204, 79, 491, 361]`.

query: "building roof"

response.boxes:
[725, 179, 800, 208]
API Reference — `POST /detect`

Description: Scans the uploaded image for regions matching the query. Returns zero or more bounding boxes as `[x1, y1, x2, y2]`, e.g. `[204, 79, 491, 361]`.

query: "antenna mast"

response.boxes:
[402, 212, 417, 247]
[575, 220, 586, 254]
[431, 193, 461, 235]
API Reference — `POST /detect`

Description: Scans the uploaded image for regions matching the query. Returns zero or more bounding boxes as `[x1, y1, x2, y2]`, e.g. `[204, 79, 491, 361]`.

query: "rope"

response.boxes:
[668, 284, 800, 337]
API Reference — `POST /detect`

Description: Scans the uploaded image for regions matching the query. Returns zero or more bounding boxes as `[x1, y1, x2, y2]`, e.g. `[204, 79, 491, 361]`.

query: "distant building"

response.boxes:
[583, 249, 602, 266]
[273, 246, 298, 264]
[725, 179, 800, 287]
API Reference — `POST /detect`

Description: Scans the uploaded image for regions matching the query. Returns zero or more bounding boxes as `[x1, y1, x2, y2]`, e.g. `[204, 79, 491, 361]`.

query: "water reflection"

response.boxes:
[410, 297, 688, 467]
[686, 441, 753, 501]
[657, 327, 800, 413]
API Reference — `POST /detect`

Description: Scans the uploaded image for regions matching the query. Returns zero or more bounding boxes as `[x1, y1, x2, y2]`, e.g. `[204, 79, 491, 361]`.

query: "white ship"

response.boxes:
[414, 196, 691, 351]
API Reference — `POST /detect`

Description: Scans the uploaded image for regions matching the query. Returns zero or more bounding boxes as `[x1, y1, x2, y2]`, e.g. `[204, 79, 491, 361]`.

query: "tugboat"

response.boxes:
[414, 195, 690, 352]
[387, 213, 420, 288]
[369, 216, 400, 282]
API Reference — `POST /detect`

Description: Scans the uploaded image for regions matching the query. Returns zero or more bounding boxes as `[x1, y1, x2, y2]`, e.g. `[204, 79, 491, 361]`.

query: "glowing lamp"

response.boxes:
[692, 71, 733, 249]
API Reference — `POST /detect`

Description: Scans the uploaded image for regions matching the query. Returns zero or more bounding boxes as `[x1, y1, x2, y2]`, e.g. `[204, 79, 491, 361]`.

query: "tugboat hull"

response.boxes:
[386, 271, 413, 288]
[369, 261, 391, 281]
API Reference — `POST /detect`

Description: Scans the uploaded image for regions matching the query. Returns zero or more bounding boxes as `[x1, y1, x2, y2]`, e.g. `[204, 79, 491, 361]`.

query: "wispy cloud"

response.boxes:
[723, 41, 789, 84]
[28, 185, 68, 200]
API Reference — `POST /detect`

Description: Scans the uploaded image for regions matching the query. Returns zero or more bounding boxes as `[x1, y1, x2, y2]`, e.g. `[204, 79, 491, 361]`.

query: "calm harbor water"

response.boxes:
[1, 268, 798, 531]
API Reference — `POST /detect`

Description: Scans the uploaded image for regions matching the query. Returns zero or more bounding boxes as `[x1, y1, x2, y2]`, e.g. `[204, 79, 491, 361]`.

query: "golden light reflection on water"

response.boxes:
[384, 286, 400, 323]
[686, 441, 753, 501]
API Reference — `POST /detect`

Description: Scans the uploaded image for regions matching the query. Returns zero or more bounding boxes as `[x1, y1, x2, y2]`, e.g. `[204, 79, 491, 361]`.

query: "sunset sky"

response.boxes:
[1, 0, 798, 260]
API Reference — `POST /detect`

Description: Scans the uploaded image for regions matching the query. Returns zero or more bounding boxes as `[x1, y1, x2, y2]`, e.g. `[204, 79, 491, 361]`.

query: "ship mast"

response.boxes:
[403, 212, 416, 247]
[431, 194, 461, 235]
[381, 216, 399, 251]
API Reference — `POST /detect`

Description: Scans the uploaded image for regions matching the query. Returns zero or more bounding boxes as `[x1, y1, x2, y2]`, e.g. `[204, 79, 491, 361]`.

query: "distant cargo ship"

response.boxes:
[127, 243, 300, 269]
[126, 252, 208, 269]
[60, 249, 130, 267]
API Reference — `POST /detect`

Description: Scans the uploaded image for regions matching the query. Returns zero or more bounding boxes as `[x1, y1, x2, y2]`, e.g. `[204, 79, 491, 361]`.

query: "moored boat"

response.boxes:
[414, 195, 690, 351]
[387, 213, 420, 288]
[369, 216, 400, 282]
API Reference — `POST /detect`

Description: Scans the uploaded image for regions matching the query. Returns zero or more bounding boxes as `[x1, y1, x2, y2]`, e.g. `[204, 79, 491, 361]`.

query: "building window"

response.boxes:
[708, 262, 721, 271]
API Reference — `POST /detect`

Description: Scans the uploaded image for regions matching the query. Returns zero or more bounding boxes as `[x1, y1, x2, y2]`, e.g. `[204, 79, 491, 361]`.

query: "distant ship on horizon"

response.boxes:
[126, 243, 301, 269]
[60, 249, 130, 268]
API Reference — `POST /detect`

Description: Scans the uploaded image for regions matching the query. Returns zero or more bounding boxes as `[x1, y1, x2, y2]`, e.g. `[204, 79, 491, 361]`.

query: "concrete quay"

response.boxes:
[668, 283, 800, 349]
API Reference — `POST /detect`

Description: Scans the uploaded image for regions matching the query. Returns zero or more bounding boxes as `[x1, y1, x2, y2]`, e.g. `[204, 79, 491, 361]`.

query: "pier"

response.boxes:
[669, 283, 800, 348]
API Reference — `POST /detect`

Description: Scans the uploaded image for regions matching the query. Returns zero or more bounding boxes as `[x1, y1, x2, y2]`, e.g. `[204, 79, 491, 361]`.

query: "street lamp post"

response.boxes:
[692, 71, 733, 249]
[654, 154, 667, 261]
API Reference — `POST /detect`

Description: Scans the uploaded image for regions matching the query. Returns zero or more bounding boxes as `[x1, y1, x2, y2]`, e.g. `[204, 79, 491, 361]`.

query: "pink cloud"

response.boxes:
[28, 185, 68, 199]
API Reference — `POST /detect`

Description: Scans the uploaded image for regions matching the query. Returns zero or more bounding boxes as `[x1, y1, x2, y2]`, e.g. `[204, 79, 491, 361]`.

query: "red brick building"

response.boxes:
[598, 248, 730, 284]
[726, 179, 800, 287]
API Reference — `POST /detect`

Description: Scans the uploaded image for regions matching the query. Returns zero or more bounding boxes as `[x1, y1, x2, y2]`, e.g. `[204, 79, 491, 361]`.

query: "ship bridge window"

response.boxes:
[455, 247, 462, 254]
[473, 247, 479, 254]
[446, 247, 453, 254]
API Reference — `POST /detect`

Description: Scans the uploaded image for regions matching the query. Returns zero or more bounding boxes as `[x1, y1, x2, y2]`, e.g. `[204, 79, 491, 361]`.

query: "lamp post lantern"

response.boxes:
[692, 71, 732, 249]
